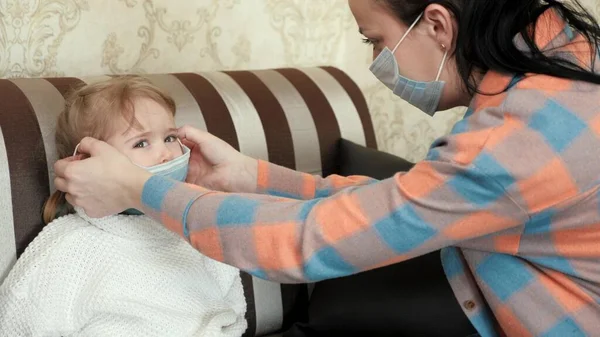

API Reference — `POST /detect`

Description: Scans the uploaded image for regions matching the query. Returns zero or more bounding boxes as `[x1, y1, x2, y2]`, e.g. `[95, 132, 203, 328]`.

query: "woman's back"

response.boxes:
[423, 9, 600, 335]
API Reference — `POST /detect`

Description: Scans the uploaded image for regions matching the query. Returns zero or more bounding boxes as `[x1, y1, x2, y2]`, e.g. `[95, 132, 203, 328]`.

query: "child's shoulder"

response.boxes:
[19, 214, 99, 259]
[42, 213, 96, 236]
[2, 214, 101, 290]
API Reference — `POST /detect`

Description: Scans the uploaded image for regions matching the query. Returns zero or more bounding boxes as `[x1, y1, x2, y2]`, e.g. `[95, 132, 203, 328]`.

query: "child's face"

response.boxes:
[106, 97, 183, 167]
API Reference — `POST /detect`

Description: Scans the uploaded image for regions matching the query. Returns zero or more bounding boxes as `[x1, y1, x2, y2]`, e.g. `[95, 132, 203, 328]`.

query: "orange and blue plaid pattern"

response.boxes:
[140, 10, 600, 337]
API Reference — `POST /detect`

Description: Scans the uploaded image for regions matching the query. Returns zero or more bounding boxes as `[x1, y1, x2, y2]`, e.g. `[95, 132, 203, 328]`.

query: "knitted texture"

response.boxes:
[0, 208, 247, 337]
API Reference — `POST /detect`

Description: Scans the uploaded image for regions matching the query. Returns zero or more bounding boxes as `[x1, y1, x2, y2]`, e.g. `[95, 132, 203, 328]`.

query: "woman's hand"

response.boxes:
[177, 125, 258, 193]
[53, 137, 151, 218]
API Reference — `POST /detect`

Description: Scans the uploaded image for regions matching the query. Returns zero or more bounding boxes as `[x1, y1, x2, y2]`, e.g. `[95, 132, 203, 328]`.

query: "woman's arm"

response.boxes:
[181, 125, 379, 198]
[255, 160, 378, 199]
[139, 151, 529, 283]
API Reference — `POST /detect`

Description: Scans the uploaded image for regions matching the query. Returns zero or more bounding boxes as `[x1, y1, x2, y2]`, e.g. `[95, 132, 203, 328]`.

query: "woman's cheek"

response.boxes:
[372, 46, 383, 60]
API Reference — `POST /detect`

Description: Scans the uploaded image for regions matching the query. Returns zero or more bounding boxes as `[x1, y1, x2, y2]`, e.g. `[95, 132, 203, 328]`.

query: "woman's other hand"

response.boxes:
[177, 125, 258, 193]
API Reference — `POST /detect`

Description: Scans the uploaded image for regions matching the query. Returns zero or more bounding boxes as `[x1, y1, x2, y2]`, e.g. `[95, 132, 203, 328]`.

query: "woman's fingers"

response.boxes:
[54, 176, 69, 194]
[54, 157, 76, 179]
[64, 193, 75, 207]
[177, 125, 217, 147]
[181, 139, 196, 151]
[76, 137, 114, 156]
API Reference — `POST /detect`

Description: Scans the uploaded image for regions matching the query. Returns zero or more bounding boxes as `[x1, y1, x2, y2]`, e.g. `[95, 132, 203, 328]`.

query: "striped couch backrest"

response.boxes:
[0, 67, 376, 337]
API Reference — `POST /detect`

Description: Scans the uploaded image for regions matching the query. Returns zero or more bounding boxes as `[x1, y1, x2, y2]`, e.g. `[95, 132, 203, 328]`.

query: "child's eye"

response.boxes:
[134, 140, 149, 148]
[165, 135, 178, 143]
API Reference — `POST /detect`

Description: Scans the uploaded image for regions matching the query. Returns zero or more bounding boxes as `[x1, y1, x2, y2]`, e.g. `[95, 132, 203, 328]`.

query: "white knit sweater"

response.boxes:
[0, 209, 247, 337]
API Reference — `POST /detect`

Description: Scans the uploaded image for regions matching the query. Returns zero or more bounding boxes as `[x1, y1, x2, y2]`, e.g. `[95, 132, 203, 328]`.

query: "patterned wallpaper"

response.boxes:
[1, 0, 599, 162]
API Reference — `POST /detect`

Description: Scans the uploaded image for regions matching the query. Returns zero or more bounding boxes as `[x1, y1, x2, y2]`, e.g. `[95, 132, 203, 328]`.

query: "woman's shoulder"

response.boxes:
[500, 73, 598, 120]
[463, 71, 599, 139]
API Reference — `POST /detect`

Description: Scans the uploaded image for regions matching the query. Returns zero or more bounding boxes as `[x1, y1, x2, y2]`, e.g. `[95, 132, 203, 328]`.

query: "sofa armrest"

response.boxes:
[336, 139, 414, 179]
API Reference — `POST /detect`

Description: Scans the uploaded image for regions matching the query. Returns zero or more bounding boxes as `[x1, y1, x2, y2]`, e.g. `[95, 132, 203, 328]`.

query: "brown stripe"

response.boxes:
[45, 77, 86, 98]
[241, 272, 257, 337]
[225, 71, 295, 168]
[321, 67, 377, 149]
[0, 80, 49, 256]
[275, 69, 340, 177]
[172, 73, 240, 151]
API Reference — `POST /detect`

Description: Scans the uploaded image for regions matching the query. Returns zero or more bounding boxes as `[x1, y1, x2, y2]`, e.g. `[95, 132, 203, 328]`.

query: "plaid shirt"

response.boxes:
[140, 9, 600, 337]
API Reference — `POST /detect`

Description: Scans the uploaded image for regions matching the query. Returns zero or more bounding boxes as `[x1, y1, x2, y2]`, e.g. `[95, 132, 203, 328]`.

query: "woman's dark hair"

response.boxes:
[384, 0, 600, 94]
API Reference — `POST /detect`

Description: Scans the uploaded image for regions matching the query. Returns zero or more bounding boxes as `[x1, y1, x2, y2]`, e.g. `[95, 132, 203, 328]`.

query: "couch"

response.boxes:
[0, 67, 379, 337]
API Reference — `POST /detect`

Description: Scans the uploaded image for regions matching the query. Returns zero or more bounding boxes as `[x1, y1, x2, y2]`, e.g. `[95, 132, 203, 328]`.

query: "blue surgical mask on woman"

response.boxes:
[369, 13, 448, 116]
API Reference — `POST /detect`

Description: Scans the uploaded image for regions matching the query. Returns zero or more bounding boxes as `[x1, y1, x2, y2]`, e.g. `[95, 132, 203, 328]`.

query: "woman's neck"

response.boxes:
[456, 69, 486, 108]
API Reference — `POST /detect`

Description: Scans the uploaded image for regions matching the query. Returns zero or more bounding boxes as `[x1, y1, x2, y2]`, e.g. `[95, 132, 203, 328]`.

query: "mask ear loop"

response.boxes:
[435, 44, 449, 81]
[392, 12, 424, 54]
[73, 143, 81, 157]
[177, 138, 186, 153]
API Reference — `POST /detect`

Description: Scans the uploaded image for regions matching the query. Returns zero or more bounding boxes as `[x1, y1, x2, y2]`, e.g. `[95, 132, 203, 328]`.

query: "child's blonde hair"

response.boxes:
[43, 75, 176, 224]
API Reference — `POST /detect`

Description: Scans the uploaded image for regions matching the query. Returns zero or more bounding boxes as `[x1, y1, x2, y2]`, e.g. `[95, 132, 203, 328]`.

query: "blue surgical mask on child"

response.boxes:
[137, 140, 191, 182]
[72, 139, 191, 216]
[369, 13, 448, 116]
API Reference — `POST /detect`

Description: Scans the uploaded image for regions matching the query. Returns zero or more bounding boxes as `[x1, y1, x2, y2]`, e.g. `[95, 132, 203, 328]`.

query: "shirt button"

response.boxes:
[463, 300, 476, 311]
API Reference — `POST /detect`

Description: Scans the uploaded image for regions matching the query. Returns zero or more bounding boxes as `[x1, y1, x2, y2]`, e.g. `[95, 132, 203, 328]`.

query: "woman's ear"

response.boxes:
[422, 4, 456, 52]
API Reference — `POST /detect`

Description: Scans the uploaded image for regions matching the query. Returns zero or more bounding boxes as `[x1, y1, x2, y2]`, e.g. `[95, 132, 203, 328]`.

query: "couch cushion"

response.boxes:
[286, 141, 475, 337]
[336, 139, 414, 178]
[0, 68, 376, 337]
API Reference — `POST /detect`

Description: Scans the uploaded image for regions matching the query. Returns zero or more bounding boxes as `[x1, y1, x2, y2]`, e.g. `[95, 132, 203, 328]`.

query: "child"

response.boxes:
[0, 76, 247, 337]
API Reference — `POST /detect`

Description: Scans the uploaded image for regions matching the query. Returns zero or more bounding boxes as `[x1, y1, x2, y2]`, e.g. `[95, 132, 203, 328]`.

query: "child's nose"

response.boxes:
[158, 145, 174, 164]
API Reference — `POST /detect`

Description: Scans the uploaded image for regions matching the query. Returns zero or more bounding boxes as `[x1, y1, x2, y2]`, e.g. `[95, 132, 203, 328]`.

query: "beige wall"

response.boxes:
[2, 0, 599, 161]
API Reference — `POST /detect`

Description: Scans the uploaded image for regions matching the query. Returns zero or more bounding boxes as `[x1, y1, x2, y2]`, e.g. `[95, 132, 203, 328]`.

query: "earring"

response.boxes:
[441, 43, 446, 50]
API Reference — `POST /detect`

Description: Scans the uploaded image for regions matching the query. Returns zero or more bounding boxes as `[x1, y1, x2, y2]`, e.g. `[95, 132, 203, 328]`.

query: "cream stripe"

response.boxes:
[252, 277, 284, 335]
[252, 70, 322, 175]
[298, 68, 367, 146]
[144, 74, 208, 131]
[0, 127, 16, 283]
[10, 79, 65, 193]
[198, 72, 269, 161]
[80, 75, 113, 84]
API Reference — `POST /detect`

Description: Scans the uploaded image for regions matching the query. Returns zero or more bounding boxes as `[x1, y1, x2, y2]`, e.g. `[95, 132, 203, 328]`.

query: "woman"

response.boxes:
[55, 0, 600, 336]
